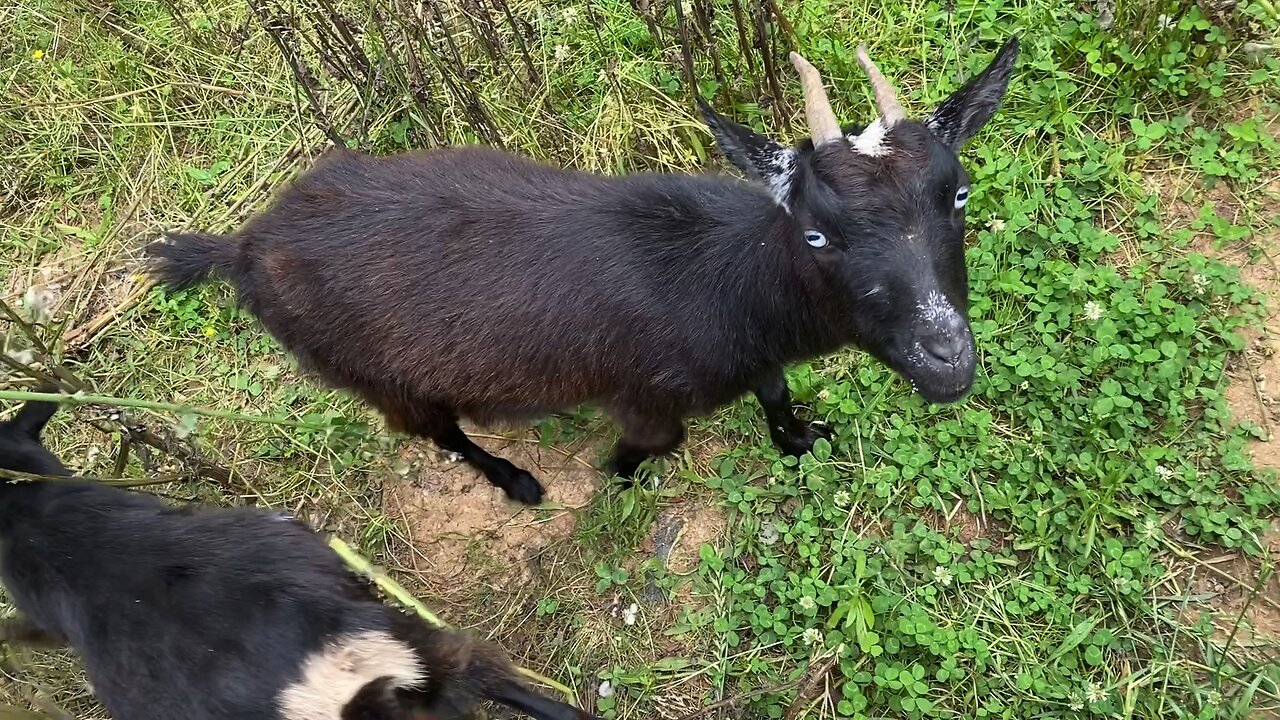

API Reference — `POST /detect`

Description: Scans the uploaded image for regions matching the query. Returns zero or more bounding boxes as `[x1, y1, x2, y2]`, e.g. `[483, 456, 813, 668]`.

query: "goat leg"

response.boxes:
[755, 369, 831, 457]
[430, 421, 545, 506]
[0, 617, 65, 649]
[606, 410, 686, 484]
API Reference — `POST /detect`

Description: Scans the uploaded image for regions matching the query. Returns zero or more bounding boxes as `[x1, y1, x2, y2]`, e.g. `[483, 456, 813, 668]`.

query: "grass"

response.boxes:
[2, 0, 1280, 718]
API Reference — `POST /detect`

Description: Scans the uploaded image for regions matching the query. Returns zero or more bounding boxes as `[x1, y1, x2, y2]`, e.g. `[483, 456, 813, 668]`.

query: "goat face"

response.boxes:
[701, 37, 1018, 403]
[0, 398, 67, 477]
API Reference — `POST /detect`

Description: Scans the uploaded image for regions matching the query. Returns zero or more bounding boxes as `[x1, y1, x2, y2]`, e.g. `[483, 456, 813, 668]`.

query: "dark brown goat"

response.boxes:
[146, 40, 1019, 504]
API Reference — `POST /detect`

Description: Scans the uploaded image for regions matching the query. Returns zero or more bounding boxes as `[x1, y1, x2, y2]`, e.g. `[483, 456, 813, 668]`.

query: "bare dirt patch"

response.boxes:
[1221, 176, 1280, 472]
[381, 426, 604, 586]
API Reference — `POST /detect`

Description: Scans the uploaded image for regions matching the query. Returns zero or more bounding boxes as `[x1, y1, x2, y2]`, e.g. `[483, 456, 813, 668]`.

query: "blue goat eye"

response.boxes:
[804, 230, 828, 248]
[954, 186, 970, 209]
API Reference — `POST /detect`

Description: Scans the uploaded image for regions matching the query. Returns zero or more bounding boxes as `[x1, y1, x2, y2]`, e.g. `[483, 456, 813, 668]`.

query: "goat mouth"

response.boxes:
[892, 347, 976, 404]
[911, 375, 974, 404]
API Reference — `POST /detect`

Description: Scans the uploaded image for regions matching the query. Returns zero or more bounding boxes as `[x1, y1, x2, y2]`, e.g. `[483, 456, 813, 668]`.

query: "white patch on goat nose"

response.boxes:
[918, 290, 960, 324]
[847, 119, 891, 157]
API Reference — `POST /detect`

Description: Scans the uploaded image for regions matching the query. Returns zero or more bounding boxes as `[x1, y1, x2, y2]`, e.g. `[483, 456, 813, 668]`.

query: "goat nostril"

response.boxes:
[921, 335, 966, 365]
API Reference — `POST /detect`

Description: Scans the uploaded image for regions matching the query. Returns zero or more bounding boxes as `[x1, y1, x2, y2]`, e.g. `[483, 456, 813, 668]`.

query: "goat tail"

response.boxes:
[143, 232, 238, 292]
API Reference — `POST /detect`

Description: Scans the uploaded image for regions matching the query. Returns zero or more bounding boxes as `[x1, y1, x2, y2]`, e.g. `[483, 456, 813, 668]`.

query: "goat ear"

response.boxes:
[6, 400, 59, 441]
[697, 97, 798, 208]
[924, 36, 1019, 149]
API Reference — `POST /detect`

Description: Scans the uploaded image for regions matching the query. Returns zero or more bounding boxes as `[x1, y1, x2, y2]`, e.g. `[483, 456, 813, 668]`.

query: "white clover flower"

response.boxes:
[759, 523, 779, 546]
[799, 595, 816, 611]
[597, 680, 614, 698]
[803, 627, 823, 646]
[989, 218, 1006, 233]
[1158, 13, 1173, 29]
[1069, 695, 1084, 711]
[1206, 690, 1222, 706]
[554, 44, 569, 61]
[1083, 301, 1105, 322]
[932, 566, 954, 587]
[561, 6, 580, 24]
[834, 490, 851, 507]
[1085, 681, 1106, 704]
[1191, 273, 1210, 295]
[622, 602, 638, 626]
[1155, 464, 1174, 480]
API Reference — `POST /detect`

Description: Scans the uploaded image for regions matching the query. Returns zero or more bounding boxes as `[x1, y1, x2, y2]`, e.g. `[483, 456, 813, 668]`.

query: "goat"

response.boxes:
[0, 397, 600, 720]
[145, 39, 1019, 505]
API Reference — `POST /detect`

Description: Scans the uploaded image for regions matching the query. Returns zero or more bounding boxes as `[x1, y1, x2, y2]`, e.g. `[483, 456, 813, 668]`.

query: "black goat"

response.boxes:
[146, 39, 1019, 505]
[0, 397, 600, 720]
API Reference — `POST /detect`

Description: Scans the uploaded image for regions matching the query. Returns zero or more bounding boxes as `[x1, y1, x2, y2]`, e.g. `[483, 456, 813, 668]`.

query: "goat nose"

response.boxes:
[922, 333, 967, 365]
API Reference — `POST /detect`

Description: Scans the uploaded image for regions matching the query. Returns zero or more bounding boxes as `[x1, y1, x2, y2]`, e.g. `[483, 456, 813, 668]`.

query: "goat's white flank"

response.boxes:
[278, 630, 425, 720]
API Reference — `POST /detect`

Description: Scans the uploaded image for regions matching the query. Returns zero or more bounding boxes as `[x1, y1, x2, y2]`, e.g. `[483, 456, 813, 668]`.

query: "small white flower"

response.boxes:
[989, 218, 1006, 232]
[561, 6, 579, 24]
[1206, 690, 1222, 706]
[834, 490, 851, 507]
[759, 523, 779, 546]
[818, 388, 831, 401]
[1157, 13, 1173, 29]
[1155, 464, 1174, 480]
[1083, 301, 1105, 322]
[622, 602, 638, 626]
[803, 627, 823, 646]
[1085, 681, 1106, 704]
[798, 595, 816, 611]
[1069, 695, 1084, 711]
[1019, 380, 1029, 390]
[1191, 273, 1210, 295]
[597, 680, 614, 698]
[932, 566, 954, 587]
[554, 44, 569, 61]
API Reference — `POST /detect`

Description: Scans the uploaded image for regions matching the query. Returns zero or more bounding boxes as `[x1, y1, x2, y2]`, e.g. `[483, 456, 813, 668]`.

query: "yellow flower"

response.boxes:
[31, 49, 44, 60]
[203, 326, 216, 338]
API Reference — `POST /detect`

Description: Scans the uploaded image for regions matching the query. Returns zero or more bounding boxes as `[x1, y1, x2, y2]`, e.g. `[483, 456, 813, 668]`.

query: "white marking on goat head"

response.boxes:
[847, 119, 892, 157]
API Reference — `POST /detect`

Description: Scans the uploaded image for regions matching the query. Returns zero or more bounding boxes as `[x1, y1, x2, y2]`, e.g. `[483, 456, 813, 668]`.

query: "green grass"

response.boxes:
[2, 0, 1280, 718]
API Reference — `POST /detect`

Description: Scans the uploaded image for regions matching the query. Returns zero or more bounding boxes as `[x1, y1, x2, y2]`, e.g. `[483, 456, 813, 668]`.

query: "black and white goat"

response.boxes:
[0, 397, 599, 720]
[146, 39, 1019, 504]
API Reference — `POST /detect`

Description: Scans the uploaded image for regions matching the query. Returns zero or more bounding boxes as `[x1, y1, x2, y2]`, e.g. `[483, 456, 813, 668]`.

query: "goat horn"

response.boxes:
[789, 51, 842, 146]
[855, 43, 905, 125]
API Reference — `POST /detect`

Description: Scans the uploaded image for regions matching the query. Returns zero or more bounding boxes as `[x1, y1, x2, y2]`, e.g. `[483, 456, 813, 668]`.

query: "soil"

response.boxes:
[380, 424, 604, 585]
[1169, 109, 1280, 645]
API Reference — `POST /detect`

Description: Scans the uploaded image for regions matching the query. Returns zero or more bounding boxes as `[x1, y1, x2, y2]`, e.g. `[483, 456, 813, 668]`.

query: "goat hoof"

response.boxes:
[496, 468, 545, 505]
[774, 421, 833, 457]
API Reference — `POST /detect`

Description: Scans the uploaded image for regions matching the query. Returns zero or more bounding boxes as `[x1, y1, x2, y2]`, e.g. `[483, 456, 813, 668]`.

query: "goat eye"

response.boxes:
[804, 230, 829, 248]
[954, 186, 970, 210]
